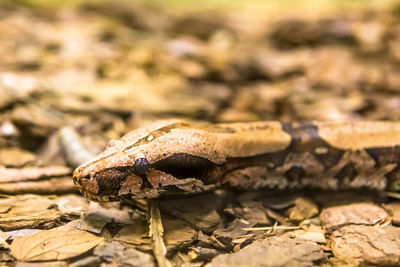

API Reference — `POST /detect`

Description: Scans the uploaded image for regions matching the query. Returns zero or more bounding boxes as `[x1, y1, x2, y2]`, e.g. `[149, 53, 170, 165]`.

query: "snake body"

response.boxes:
[73, 120, 400, 201]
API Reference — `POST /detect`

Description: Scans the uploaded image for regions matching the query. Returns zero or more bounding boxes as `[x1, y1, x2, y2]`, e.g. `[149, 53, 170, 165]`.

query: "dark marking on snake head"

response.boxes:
[285, 165, 306, 182]
[91, 167, 133, 196]
[152, 153, 215, 179]
[387, 166, 400, 191]
[281, 122, 344, 169]
[335, 163, 358, 186]
[366, 146, 400, 166]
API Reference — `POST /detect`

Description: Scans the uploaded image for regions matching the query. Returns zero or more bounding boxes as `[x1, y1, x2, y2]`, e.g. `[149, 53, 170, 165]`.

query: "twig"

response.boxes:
[148, 200, 173, 267]
[59, 126, 97, 168]
[385, 191, 400, 200]
[242, 225, 301, 231]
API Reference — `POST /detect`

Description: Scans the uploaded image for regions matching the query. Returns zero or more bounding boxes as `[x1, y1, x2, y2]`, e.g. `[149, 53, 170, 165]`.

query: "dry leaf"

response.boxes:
[114, 219, 151, 251]
[206, 236, 325, 267]
[55, 195, 89, 217]
[0, 148, 36, 167]
[10, 228, 103, 261]
[93, 241, 154, 267]
[320, 203, 390, 231]
[330, 225, 400, 265]
[0, 195, 60, 231]
[0, 166, 71, 183]
[0, 177, 76, 195]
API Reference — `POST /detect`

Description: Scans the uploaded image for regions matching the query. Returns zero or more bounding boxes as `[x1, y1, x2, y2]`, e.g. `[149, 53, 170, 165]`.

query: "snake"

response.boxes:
[73, 120, 400, 201]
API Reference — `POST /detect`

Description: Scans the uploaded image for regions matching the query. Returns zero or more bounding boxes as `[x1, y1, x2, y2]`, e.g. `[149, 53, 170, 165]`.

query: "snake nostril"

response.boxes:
[79, 174, 91, 182]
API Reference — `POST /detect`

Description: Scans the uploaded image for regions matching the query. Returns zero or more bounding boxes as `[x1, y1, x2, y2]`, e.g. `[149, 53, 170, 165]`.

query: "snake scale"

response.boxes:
[73, 120, 400, 201]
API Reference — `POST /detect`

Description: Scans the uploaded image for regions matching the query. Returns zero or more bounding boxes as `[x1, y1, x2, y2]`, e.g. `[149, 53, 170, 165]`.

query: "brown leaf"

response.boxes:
[0, 166, 71, 183]
[383, 202, 400, 226]
[10, 228, 103, 261]
[94, 241, 154, 267]
[0, 147, 36, 167]
[114, 219, 152, 251]
[0, 177, 76, 195]
[320, 203, 390, 231]
[0, 195, 60, 231]
[55, 195, 89, 217]
[159, 192, 224, 233]
[330, 225, 400, 265]
[163, 215, 198, 252]
[284, 224, 326, 244]
[206, 236, 325, 267]
[286, 197, 319, 222]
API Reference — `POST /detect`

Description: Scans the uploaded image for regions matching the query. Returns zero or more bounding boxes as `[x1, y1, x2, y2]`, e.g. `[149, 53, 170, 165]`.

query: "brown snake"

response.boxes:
[73, 120, 400, 201]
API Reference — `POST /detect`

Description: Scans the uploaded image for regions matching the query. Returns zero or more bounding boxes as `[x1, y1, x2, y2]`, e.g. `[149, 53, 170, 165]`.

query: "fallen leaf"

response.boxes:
[0, 195, 60, 231]
[114, 219, 152, 251]
[286, 197, 319, 222]
[78, 212, 112, 234]
[94, 241, 154, 267]
[0, 147, 36, 167]
[330, 225, 400, 265]
[383, 202, 400, 226]
[0, 177, 76, 195]
[320, 203, 389, 231]
[0, 166, 71, 183]
[206, 236, 325, 267]
[10, 228, 103, 261]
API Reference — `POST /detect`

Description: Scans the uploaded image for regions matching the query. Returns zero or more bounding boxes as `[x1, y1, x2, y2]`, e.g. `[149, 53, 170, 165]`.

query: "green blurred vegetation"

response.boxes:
[5, 0, 400, 13]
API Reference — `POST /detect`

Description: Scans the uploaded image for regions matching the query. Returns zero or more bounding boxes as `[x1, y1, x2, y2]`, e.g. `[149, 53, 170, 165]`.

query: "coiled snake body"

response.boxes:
[73, 120, 400, 201]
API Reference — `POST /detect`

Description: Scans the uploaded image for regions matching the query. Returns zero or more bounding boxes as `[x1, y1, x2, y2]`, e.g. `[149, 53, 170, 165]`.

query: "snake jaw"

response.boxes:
[78, 189, 114, 202]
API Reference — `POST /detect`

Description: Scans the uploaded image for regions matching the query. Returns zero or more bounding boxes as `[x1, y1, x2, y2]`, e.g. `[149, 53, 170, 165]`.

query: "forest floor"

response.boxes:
[1, 0, 400, 266]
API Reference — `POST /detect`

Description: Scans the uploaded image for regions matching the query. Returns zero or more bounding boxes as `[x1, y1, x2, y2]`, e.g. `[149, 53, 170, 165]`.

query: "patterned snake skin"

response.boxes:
[73, 120, 400, 201]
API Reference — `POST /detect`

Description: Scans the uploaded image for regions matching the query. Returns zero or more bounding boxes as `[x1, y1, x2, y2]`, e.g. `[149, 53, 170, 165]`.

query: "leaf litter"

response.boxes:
[1, 0, 400, 266]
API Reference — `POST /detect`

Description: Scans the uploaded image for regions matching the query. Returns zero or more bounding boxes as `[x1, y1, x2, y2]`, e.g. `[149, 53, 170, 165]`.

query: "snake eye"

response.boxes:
[134, 158, 150, 174]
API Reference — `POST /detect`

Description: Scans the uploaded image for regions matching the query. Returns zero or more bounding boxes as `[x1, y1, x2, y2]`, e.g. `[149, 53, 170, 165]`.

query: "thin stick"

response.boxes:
[242, 225, 301, 231]
[385, 191, 400, 199]
[148, 200, 173, 267]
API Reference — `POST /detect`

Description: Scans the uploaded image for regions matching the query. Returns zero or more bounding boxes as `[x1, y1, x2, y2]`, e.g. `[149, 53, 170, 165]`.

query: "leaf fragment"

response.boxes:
[10, 228, 103, 261]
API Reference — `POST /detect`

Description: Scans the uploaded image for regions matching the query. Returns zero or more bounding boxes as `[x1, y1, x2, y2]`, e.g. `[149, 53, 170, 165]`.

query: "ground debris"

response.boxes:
[320, 202, 390, 231]
[148, 200, 172, 267]
[285, 197, 319, 222]
[0, 148, 35, 167]
[159, 192, 225, 233]
[113, 219, 152, 251]
[0, 195, 60, 231]
[329, 225, 400, 265]
[0, 166, 70, 183]
[383, 202, 400, 226]
[10, 223, 103, 261]
[92, 241, 154, 267]
[0, 0, 400, 265]
[284, 224, 327, 244]
[0, 177, 76, 195]
[206, 236, 325, 267]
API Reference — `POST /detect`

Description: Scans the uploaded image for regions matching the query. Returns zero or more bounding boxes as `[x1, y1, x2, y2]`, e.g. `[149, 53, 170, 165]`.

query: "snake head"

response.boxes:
[73, 120, 219, 201]
[73, 119, 291, 201]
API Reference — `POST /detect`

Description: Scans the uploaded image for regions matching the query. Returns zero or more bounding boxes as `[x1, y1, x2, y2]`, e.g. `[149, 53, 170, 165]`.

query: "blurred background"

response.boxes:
[1, 0, 400, 152]
[2, 1, 400, 265]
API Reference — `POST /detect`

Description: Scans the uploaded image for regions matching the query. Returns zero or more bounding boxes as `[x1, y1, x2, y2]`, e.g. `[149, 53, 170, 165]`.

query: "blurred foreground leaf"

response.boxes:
[10, 228, 103, 261]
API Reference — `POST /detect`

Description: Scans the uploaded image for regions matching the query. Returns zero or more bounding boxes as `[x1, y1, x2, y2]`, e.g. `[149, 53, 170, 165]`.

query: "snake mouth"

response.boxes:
[76, 169, 217, 201]
[73, 153, 221, 201]
[78, 189, 117, 202]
